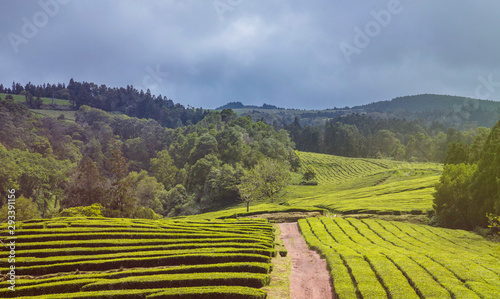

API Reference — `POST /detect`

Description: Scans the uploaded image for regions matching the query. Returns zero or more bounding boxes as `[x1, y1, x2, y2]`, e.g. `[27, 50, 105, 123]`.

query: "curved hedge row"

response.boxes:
[299, 217, 500, 299]
[0, 217, 274, 298]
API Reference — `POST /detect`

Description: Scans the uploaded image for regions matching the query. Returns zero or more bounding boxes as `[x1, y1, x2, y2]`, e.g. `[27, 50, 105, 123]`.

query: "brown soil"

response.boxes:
[279, 222, 334, 299]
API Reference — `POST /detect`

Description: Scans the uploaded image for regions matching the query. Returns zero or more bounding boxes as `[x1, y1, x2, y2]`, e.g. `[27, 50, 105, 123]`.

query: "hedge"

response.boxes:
[17, 241, 272, 258]
[146, 286, 267, 299]
[0, 279, 100, 298]
[21, 289, 166, 299]
[14, 237, 270, 250]
[9, 253, 271, 276]
[81, 272, 271, 291]
[16, 247, 275, 267]
[0, 262, 272, 289]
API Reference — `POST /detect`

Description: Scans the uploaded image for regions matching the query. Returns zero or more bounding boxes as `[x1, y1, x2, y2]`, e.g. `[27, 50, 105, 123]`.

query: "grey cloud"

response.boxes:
[1, 0, 500, 109]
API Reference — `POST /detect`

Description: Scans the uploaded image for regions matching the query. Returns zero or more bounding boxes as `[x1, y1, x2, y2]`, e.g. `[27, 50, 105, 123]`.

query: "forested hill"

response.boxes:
[1, 80, 208, 128]
[354, 94, 500, 113]
[232, 94, 500, 129]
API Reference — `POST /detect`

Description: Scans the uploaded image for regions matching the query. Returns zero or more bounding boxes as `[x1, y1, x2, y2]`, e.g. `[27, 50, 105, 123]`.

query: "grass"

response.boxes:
[299, 217, 500, 299]
[262, 224, 291, 299]
[29, 109, 76, 121]
[1, 93, 71, 106]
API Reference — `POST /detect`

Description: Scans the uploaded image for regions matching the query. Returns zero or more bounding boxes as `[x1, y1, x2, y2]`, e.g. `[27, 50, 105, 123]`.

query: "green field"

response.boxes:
[0, 93, 71, 106]
[0, 217, 275, 298]
[300, 217, 500, 299]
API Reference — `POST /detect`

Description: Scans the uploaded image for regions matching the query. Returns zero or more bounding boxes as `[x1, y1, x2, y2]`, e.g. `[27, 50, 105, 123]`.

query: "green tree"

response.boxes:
[150, 149, 179, 191]
[62, 156, 107, 208]
[204, 163, 244, 204]
[433, 163, 477, 229]
[104, 141, 134, 217]
[237, 158, 291, 212]
[470, 120, 500, 225]
[0, 195, 38, 222]
[444, 143, 470, 165]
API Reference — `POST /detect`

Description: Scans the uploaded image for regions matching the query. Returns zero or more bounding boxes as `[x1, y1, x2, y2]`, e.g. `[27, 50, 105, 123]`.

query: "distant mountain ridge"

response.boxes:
[221, 94, 500, 129]
[216, 101, 282, 110]
[353, 94, 500, 113]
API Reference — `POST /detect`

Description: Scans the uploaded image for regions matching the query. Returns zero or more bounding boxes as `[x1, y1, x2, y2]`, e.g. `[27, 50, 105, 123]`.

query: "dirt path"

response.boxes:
[279, 222, 334, 299]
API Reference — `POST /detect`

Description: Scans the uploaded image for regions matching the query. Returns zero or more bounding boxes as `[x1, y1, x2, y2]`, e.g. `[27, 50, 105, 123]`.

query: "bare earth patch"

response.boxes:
[279, 222, 334, 299]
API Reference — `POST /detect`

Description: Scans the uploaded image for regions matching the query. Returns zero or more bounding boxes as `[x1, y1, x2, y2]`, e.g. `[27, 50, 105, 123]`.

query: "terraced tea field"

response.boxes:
[284, 152, 443, 216]
[299, 217, 500, 299]
[297, 151, 396, 184]
[0, 217, 275, 298]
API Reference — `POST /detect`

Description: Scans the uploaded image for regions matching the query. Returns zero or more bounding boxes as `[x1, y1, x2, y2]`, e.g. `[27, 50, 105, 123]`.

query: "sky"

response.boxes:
[1, 0, 500, 110]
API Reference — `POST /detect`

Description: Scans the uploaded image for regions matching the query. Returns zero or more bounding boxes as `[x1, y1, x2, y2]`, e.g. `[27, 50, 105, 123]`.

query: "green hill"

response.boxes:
[356, 94, 500, 113]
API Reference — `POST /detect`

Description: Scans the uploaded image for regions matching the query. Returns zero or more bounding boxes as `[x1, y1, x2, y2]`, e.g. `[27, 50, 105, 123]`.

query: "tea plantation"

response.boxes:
[0, 217, 275, 298]
[299, 217, 500, 299]
[285, 151, 443, 216]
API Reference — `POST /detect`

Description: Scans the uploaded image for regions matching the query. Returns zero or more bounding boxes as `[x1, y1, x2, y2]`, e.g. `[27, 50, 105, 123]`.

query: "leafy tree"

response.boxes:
[62, 156, 107, 208]
[104, 141, 134, 217]
[470, 120, 500, 224]
[150, 149, 179, 191]
[188, 133, 218, 164]
[127, 170, 166, 215]
[204, 163, 244, 204]
[433, 163, 477, 229]
[0, 195, 38, 222]
[187, 154, 221, 192]
[444, 143, 470, 165]
[0, 145, 72, 217]
[163, 184, 189, 217]
[237, 158, 291, 212]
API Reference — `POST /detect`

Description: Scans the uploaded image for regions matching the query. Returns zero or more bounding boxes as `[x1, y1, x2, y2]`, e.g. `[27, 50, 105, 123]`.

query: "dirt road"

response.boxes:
[279, 222, 334, 299]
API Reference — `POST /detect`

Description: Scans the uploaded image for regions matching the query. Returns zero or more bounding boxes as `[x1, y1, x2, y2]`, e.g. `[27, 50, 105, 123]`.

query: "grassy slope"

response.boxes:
[0, 93, 71, 106]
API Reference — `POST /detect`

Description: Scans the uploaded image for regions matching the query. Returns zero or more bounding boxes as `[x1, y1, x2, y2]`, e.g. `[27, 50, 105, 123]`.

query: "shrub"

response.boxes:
[60, 204, 103, 217]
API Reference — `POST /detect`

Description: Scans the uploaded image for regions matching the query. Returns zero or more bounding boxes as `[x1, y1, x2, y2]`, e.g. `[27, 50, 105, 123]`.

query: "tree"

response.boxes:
[433, 163, 477, 229]
[150, 149, 179, 191]
[469, 120, 500, 225]
[237, 158, 291, 212]
[62, 156, 106, 208]
[104, 141, 134, 217]
[0, 195, 38, 222]
[444, 143, 469, 165]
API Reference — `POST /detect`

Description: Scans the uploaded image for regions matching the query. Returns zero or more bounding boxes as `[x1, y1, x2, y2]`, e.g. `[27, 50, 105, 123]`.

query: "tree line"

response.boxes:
[2, 80, 208, 128]
[432, 119, 500, 231]
[284, 113, 489, 163]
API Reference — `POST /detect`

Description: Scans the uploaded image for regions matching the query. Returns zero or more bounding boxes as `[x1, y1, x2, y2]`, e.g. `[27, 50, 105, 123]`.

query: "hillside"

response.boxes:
[227, 94, 500, 129]
[185, 151, 442, 220]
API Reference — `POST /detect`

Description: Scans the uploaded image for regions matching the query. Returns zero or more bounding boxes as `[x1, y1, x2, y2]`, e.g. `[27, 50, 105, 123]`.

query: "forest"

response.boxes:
[0, 91, 296, 220]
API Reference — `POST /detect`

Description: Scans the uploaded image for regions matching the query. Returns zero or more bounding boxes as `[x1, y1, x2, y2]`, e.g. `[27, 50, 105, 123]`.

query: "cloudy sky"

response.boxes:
[1, 0, 500, 109]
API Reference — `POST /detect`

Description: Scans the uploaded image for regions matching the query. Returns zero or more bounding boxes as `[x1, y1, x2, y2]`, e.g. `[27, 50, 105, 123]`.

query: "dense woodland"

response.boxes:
[433, 119, 500, 230]
[284, 114, 490, 163]
[0, 93, 296, 220]
[1, 80, 500, 233]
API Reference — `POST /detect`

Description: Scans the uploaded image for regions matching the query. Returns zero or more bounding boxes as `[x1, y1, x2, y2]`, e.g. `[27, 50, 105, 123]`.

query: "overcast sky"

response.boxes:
[1, 0, 500, 109]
